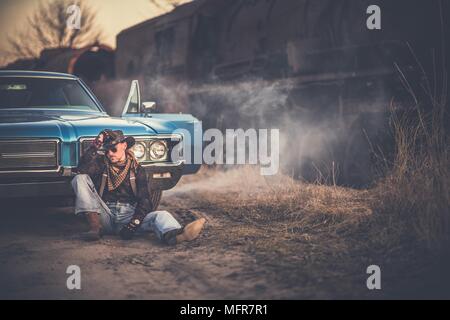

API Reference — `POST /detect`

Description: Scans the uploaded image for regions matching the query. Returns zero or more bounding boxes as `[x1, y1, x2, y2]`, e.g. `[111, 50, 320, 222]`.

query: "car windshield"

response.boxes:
[0, 76, 100, 111]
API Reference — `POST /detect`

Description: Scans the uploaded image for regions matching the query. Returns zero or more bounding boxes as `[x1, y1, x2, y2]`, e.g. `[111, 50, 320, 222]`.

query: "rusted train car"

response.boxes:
[115, 0, 446, 186]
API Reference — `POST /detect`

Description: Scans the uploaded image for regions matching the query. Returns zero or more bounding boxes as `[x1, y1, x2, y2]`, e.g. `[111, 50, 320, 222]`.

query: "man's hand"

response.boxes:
[119, 219, 141, 240]
[93, 132, 104, 149]
[93, 129, 112, 149]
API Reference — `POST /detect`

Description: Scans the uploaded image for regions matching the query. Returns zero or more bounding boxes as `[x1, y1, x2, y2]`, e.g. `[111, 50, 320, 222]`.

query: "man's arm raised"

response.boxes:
[77, 130, 107, 176]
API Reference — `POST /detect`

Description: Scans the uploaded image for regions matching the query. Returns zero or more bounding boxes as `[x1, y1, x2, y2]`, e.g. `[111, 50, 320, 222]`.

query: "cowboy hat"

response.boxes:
[99, 129, 135, 152]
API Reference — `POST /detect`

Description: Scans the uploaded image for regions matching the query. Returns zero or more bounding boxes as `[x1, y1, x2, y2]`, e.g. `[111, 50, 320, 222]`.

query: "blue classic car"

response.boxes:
[0, 70, 201, 209]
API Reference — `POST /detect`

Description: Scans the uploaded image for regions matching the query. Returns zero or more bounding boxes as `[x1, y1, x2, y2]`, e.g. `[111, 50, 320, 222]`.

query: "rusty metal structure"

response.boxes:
[114, 0, 446, 185]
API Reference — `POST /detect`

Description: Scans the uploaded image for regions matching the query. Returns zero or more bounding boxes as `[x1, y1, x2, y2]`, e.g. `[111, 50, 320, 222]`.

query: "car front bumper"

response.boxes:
[0, 161, 185, 198]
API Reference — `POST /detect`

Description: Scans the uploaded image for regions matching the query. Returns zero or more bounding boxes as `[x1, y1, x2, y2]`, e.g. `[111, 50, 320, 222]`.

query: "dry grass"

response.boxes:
[174, 166, 382, 297]
[171, 63, 448, 296]
[374, 47, 449, 251]
[173, 102, 449, 295]
[373, 107, 449, 251]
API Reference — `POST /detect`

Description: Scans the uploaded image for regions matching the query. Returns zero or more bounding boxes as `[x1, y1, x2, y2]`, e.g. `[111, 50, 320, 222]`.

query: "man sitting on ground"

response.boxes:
[71, 129, 205, 244]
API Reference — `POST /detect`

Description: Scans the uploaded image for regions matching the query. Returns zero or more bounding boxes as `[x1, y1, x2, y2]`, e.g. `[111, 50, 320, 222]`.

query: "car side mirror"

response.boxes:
[142, 101, 156, 114]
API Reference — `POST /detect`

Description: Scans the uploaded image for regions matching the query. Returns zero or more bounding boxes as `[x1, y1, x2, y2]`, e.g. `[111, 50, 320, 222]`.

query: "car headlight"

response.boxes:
[133, 142, 146, 160]
[149, 140, 167, 161]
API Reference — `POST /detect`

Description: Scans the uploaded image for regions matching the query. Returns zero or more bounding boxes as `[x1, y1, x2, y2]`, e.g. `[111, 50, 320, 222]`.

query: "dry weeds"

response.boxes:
[171, 162, 446, 298]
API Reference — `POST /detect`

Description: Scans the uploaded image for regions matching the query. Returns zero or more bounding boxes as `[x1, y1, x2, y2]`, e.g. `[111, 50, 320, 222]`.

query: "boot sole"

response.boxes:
[176, 218, 206, 243]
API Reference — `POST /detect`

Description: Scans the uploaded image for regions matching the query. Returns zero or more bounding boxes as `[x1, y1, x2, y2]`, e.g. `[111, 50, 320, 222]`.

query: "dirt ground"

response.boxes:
[0, 166, 449, 299]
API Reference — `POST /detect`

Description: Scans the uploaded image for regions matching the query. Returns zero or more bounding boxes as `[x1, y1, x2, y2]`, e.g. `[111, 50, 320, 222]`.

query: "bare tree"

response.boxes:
[7, 0, 103, 60]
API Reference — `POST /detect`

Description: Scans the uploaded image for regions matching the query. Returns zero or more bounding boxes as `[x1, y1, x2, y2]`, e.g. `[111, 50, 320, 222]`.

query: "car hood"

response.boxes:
[0, 109, 159, 141]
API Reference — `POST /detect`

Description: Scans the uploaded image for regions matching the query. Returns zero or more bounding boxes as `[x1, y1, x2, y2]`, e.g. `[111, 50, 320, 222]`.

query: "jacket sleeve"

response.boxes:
[77, 144, 105, 177]
[132, 166, 154, 222]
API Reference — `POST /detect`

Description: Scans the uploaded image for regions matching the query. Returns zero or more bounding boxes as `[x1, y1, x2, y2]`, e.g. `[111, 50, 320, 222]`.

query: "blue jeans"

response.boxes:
[71, 174, 182, 240]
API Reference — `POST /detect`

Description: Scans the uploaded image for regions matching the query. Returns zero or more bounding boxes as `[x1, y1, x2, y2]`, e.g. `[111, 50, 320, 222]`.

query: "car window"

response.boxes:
[0, 77, 100, 111]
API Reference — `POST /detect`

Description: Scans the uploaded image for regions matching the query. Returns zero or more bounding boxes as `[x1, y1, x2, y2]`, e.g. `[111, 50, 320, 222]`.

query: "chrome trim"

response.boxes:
[0, 138, 61, 174]
[0, 75, 76, 79]
[0, 181, 68, 187]
[125, 134, 183, 141]
[78, 134, 183, 164]
[79, 134, 182, 143]
[153, 172, 172, 179]
[148, 140, 168, 161]
[122, 80, 141, 116]
[62, 167, 74, 177]
[140, 160, 185, 167]
[1, 152, 56, 158]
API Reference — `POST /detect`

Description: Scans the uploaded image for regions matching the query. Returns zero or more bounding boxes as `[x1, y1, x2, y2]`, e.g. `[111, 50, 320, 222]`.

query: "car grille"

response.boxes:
[0, 140, 59, 171]
[80, 139, 95, 157]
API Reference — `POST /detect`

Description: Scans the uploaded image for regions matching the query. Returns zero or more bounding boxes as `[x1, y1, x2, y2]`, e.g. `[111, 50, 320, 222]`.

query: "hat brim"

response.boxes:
[101, 136, 135, 151]
[124, 136, 135, 149]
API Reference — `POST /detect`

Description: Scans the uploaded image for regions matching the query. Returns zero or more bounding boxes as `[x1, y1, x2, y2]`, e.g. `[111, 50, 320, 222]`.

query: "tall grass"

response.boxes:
[375, 54, 449, 251]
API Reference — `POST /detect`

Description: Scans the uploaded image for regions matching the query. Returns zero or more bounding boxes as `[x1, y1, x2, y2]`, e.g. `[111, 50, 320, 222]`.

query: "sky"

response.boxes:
[0, 0, 192, 64]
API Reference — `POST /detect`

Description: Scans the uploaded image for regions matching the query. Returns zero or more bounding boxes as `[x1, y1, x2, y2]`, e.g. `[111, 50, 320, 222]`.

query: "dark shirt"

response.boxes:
[77, 145, 153, 221]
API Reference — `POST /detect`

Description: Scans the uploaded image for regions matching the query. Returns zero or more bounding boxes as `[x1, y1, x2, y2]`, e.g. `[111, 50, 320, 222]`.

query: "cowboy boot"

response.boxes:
[175, 218, 206, 243]
[80, 212, 102, 241]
